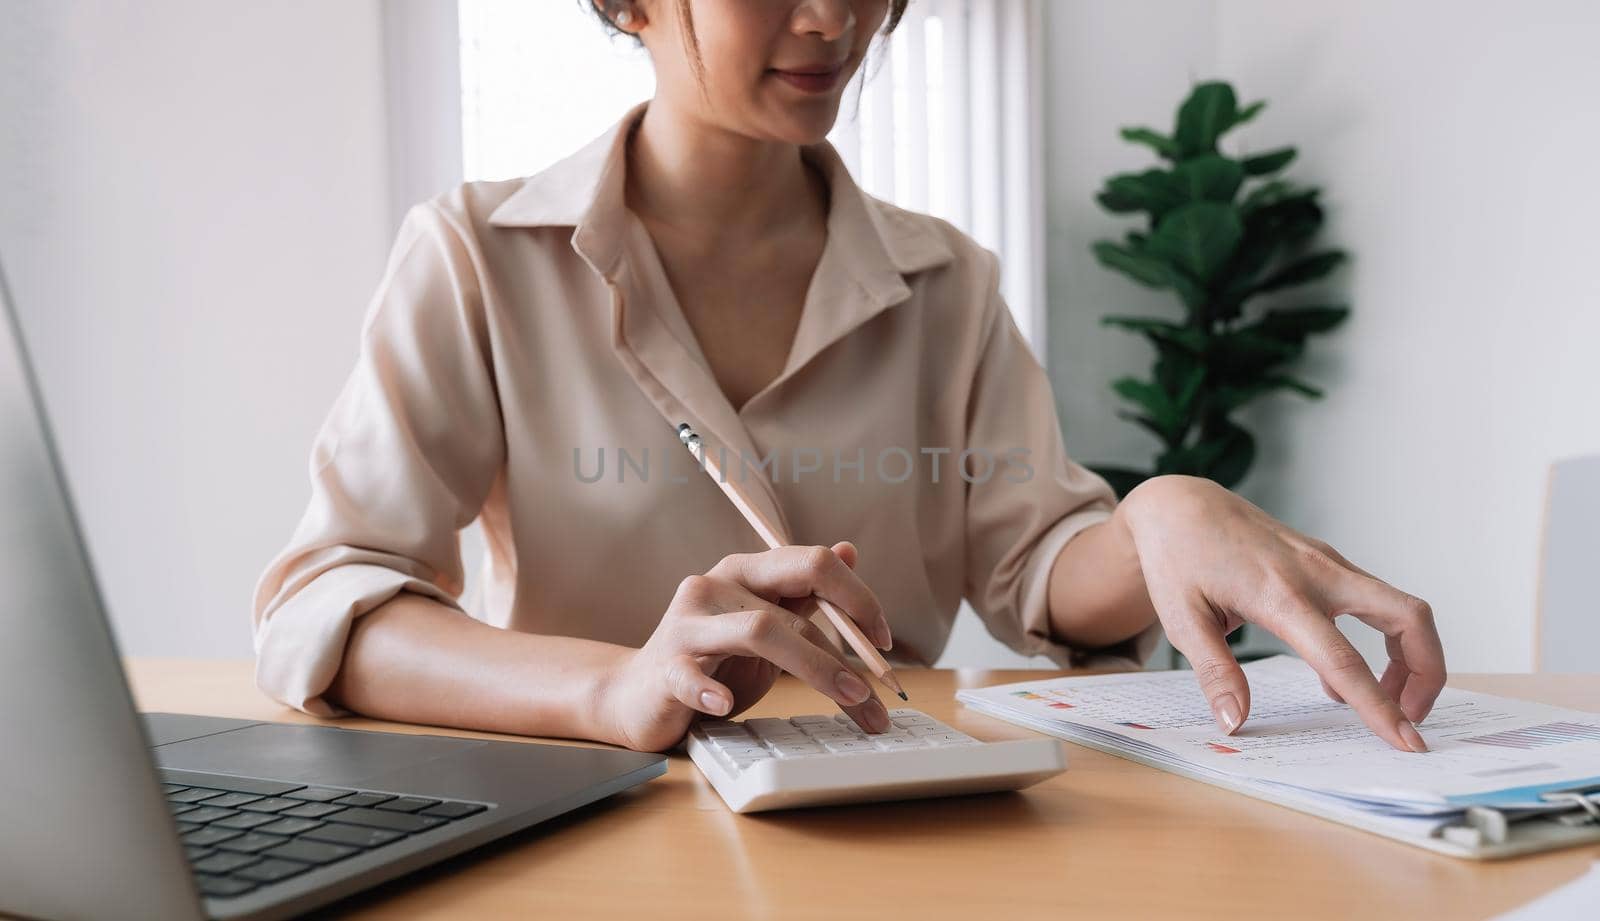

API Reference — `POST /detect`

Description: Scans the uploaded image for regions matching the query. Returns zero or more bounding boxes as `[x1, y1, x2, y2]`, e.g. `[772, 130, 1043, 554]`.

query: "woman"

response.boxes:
[253, 0, 1443, 754]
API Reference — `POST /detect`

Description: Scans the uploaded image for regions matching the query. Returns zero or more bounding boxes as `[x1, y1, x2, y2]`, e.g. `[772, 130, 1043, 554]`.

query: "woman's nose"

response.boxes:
[790, 0, 856, 41]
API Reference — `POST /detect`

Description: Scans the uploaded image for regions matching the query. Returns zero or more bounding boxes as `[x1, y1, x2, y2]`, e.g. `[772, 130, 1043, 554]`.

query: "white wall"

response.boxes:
[1045, 0, 1600, 672]
[0, 1, 391, 657]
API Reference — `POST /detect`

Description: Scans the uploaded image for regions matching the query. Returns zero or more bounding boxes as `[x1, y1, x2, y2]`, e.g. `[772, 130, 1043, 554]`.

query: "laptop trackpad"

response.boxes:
[153, 723, 488, 787]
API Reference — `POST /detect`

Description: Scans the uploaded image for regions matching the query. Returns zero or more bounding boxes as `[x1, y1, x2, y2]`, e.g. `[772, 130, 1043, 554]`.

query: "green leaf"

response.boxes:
[1249, 305, 1350, 342]
[1241, 147, 1297, 175]
[1116, 411, 1173, 444]
[1094, 241, 1207, 310]
[1160, 419, 1256, 487]
[1119, 126, 1181, 160]
[1213, 374, 1325, 412]
[1207, 331, 1302, 379]
[1215, 193, 1328, 317]
[1110, 377, 1195, 444]
[1145, 201, 1243, 283]
[1240, 179, 1298, 214]
[1171, 362, 1207, 420]
[1112, 376, 1177, 427]
[1246, 189, 1324, 245]
[1172, 155, 1245, 202]
[1159, 438, 1229, 477]
[1175, 82, 1238, 157]
[1096, 169, 1188, 216]
[1089, 465, 1154, 499]
[1231, 100, 1266, 128]
[1102, 316, 1207, 352]
[1206, 420, 1257, 488]
[1262, 374, 1324, 398]
[1093, 241, 1174, 289]
[1253, 250, 1348, 294]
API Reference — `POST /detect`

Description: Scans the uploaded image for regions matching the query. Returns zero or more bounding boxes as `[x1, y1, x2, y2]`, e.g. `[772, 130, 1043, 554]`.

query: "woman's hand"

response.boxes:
[594, 541, 895, 752]
[1119, 475, 1446, 753]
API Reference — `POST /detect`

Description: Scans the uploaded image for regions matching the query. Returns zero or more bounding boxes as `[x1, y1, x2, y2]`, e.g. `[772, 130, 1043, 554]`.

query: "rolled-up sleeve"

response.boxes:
[961, 252, 1160, 669]
[251, 201, 506, 715]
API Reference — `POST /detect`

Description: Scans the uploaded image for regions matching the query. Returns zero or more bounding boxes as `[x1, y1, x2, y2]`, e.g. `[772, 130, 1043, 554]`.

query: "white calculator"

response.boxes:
[685, 708, 1066, 813]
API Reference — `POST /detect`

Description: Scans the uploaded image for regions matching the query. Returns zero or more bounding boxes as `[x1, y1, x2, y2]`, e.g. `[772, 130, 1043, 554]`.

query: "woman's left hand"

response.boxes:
[1118, 475, 1445, 753]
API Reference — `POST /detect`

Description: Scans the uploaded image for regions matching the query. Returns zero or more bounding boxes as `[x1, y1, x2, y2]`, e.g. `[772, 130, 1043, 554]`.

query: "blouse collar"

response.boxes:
[487, 100, 955, 306]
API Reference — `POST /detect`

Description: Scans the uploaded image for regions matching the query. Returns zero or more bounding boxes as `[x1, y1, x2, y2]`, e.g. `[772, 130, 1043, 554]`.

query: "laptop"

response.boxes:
[0, 259, 667, 921]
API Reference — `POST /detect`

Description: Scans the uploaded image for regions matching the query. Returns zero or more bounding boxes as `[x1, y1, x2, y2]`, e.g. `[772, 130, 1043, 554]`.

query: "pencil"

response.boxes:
[676, 423, 908, 701]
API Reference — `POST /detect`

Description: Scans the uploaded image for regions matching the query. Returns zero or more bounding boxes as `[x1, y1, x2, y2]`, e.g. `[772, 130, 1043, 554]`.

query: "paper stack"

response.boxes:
[957, 656, 1600, 858]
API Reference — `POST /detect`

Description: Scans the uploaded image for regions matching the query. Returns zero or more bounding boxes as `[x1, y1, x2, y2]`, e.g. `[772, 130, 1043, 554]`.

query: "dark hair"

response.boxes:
[584, 1, 912, 50]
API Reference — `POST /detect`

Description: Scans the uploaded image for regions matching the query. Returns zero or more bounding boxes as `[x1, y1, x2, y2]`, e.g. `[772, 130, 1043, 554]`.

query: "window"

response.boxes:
[457, 0, 1045, 348]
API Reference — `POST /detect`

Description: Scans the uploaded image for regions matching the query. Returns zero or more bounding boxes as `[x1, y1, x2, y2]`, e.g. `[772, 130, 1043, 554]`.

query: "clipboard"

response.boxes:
[1436, 785, 1600, 858]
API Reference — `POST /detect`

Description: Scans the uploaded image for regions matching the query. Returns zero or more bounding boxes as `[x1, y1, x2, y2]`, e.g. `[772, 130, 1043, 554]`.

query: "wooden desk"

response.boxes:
[125, 662, 1600, 921]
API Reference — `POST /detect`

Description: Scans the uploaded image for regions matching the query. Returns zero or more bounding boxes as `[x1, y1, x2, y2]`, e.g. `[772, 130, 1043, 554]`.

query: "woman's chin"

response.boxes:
[755, 106, 843, 147]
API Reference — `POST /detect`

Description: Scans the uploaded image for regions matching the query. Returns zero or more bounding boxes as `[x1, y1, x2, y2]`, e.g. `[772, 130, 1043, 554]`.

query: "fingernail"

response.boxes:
[862, 697, 890, 733]
[835, 670, 870, 705]
[699, 690, 730, 716]
[1211, 693, 1242, 735]
[875, 623, 893, 650]
[1397, 718, 1429, 753]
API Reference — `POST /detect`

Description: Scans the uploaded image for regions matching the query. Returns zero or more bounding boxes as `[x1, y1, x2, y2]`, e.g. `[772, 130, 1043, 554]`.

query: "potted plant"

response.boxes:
[1089, 81, 1349, 500]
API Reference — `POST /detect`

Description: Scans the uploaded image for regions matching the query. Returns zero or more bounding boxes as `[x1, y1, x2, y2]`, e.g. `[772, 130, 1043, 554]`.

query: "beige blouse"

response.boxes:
[252, 101, 1149, 717]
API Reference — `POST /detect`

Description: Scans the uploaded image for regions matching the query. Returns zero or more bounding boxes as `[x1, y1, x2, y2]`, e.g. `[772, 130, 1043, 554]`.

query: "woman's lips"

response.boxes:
[772, 67, 843, 94]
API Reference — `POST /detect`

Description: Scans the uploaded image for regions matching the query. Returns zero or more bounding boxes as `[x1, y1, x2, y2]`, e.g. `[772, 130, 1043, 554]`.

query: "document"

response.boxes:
[958, 656, 1600, 851]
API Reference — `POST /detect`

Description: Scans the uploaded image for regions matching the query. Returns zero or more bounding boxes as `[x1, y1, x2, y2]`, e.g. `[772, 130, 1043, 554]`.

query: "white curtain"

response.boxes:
[829, 0, 1046, 353]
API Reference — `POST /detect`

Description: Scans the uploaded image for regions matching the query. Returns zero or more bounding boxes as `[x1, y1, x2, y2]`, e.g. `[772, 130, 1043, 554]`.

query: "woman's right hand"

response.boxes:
[595, 541, 895, 752]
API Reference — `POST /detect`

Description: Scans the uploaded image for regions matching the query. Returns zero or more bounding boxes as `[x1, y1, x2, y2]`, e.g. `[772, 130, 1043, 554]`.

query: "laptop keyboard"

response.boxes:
[160, 769, 491, 899]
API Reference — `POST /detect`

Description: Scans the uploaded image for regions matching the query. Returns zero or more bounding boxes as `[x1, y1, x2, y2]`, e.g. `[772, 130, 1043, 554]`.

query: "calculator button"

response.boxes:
[822, 740, 876, 753]
[746, 719, 794, 734]
[801, 725, 853, 739]
[872, 736, 927, 751]
[772, 744, 825, 758]
[699, 723, 748, 736]
[923, 732, 979, 745]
